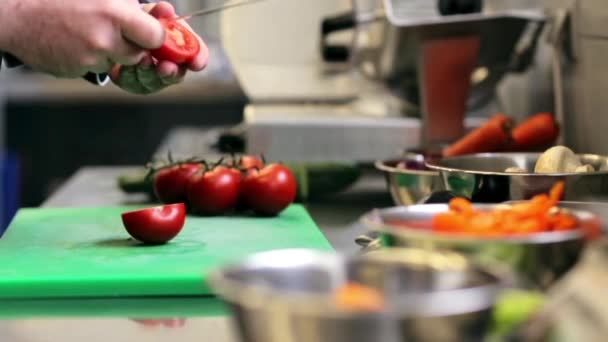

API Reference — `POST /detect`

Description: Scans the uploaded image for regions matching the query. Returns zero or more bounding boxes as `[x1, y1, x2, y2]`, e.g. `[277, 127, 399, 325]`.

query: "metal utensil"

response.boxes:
[209, 248, 502, 342]
[174, 0, 265, 21]
[360, 203, 603, 289]
[426, 153, 608, 203]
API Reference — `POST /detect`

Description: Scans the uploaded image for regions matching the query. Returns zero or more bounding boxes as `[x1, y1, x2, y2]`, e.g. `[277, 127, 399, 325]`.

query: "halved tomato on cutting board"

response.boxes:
[121, 203, 186, 244]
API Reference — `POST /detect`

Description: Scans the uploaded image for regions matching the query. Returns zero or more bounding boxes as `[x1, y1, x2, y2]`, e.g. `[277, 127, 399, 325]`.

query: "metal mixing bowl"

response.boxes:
[209, 248, 502, 342]
[376, 152, 444, 206]
[361, 204, 604, 290]
[425, 153, 608, 202]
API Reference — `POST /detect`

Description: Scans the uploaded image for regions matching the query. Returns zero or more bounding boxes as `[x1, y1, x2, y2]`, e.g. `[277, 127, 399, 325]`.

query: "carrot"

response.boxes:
[431, 182, 577, 237]
[334, 282, 385, 312]
[433, 212, 467, 232]
[449, 197, 475, 214]
[443, 114, 513, 157]
[549, 181, 565, 205]
[550, 213, 577, 231]
[511, 113, 560, 151]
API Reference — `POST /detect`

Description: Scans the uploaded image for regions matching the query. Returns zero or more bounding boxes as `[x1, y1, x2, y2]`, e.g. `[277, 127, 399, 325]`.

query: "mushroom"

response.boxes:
[575, 164, 595, 173]
[535, 146, 582, 173]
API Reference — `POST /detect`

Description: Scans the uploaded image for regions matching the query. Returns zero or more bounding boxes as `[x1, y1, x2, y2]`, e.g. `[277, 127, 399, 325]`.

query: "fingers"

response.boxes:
[147, 1, 177, 19]
[109, 40, 147, 66]
[144, 1, 209, 72]
[111, 1, 177, 67]
[173, 20, 209, 71]
[189, 37, 209, 71]
[159, 63, 187, 85]
[155, 60, 180, 79]
[118, 6, 165, 50]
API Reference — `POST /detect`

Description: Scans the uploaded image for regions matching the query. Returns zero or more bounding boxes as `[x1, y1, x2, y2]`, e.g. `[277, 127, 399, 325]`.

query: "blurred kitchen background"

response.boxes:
[0, 0, 593, 228]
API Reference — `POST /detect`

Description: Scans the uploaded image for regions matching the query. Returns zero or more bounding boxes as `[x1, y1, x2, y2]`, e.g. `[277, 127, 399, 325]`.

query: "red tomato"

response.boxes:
[241, 164, 297, 216]
[151, 19, 200, 64]
[239, 155, 264, 170]
[187, 166, 241, 215]
[121, 203, 186, 244]
[154, 163, 203, 204]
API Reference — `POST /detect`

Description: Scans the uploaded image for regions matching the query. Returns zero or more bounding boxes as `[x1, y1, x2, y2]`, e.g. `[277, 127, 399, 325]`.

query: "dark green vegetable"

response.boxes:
[117, 170, 155, 197]
[285, 163, 361, 201]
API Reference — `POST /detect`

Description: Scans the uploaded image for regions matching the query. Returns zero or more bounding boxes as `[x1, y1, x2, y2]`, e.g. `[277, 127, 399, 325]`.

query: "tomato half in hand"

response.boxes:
[241, 164, 297, 216]
[151, 18, 200, 64]
[153, 163, 203, 204]
[187, 166, 241, 215]
[121, 203, 187, 244]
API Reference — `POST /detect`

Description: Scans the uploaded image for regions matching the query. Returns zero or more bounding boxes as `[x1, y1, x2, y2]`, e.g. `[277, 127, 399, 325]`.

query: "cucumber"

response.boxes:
[117, 169, 155, 197]
[285, 163, 362, 202]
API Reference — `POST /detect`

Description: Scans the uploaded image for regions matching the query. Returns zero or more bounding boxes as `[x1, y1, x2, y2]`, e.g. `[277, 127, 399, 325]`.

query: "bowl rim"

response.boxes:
[425, 152, 608, 177]
[360, 203, 601, 244]
[375, 154, 439, 177]
[208, 248, 502, 319]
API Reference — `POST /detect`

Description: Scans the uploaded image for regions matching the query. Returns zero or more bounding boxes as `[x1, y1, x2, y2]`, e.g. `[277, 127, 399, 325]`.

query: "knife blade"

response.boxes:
[173, 0, 266, 21]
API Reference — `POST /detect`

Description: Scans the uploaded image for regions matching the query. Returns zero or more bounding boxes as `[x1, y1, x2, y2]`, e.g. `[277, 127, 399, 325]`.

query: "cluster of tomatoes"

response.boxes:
[121, 155, 298, 245]
[153, 155, 297, 216]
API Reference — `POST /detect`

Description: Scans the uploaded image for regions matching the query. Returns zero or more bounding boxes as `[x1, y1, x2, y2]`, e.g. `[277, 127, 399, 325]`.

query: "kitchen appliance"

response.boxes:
[220, 0, 546, 162]
[175, 0, 266, 21]
[552, 0, 608, 155]
[0, 204, 331, 299]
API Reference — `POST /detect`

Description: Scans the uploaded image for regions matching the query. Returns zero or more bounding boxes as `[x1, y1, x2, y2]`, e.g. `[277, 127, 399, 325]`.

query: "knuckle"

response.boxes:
[102, 0, 123, 17]
[88, 34, 113, 54]
[78, 55, 99, 69]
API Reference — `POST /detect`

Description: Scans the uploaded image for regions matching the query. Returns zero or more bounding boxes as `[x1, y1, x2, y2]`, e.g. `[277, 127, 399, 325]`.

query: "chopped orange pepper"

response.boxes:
[449, 197, 475, 214]
[429, 182, 578, 237]
[550, 212, 578, 231]
[432, 212, 468, 232]
[549, 181, 565, 205]
[334, 282, 385, 312]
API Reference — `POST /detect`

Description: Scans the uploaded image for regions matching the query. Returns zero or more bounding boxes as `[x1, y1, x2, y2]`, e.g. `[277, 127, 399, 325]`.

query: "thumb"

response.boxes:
[119, 9, 166, 49]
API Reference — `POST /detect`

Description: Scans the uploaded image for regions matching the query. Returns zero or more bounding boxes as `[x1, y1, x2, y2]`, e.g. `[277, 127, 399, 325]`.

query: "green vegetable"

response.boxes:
[491, 290, 545, 338]
[285, 163, 361, 201]
[117, 170, 155, 197]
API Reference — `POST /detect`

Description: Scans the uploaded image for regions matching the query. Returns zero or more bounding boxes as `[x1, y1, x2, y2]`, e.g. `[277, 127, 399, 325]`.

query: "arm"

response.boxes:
[0, 0, 153, 86]
[0, 0, 207, 94]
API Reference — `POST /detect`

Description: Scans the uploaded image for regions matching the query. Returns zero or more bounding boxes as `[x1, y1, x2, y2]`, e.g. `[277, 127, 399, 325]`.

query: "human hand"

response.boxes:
[0, 0, 165, 78]
[110, 1, 209, 95]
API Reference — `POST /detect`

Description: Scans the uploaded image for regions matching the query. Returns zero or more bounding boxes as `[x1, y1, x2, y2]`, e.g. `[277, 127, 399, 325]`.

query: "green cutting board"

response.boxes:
[0, 204, 333, 299]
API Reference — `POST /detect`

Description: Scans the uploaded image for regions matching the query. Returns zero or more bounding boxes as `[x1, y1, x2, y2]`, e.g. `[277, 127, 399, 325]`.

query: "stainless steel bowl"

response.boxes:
[361, 204, 604, 290]
[376, 152, 444, 206]
[425, 153, 608, 202]
[209, 248, 502, 342]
